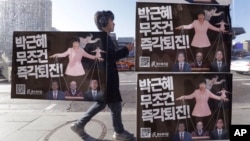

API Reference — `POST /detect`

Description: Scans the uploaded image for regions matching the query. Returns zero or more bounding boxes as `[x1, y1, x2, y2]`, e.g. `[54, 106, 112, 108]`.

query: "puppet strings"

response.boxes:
[49, 57, 99, 92]
[176, 98, 227, 133]
[48, 57, 66, 91]
[175, 29, 195, 64]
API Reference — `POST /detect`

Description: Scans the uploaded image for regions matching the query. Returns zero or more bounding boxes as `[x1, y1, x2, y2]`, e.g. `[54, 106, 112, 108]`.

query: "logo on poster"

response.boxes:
[27, 89, 43, 95]
[151, 61, 168, 67]
[152, 132, 169, 138]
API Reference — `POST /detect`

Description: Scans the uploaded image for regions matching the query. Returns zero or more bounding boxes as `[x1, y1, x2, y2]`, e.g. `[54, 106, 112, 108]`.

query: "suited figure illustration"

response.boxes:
[191, 121, 209, 137]
[190, 52, 209, 68]
[64, 81, 83, 97]
[210, 50, 228, 72]
[173, 122, 192, 141]
[84, 79, 104, 102]
[172, 52, 192, 72]
[46, 80, 65, 100]
[210, 119, 229, 140]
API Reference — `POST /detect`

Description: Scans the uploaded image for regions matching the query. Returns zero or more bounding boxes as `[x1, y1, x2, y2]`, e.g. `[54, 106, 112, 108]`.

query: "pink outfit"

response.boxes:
[183, 20, 220, 48]
[184, 89, 221, 117]
[57, 48, 94, 76]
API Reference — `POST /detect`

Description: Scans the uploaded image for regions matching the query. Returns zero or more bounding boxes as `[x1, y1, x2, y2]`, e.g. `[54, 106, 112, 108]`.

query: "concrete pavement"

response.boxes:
[0, 110, 136, 141]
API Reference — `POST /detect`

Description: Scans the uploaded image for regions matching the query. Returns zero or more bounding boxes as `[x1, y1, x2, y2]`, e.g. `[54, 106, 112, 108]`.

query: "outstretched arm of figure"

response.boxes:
[82, 49, 103, 61]
[176, 91, 196, 100]
[87, 38, 101, 43]
[49, 48, 70, 58]
[209, 90, 228, 101]
[214, 79, 225, 85]
[208, 23, 227, 33]
[212, 11, 224, 16]
[175, 22, 194, 30]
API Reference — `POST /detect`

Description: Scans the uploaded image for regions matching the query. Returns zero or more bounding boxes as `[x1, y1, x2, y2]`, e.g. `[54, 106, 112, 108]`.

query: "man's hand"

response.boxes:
[126, 43, 134, 52]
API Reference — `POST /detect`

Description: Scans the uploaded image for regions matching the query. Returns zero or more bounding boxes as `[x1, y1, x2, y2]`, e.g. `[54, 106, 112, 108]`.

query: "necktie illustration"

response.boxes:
[180, 132, 184, 141]
[218, 62, 222, 71]
[53, 91, 57, 100]
[179, 63, 183, 71]
[93, 91, 97, 100]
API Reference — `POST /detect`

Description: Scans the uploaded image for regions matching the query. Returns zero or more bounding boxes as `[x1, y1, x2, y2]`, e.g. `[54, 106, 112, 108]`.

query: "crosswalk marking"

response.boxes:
[233, 78, 250, 81]
[242, 83, 250, 86]
[45, 104, 57, 110]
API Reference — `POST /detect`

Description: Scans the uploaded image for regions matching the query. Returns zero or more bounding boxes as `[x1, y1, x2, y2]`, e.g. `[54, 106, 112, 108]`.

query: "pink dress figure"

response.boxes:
[176, 80, 228, 117]
[175, 11, 224, 48]
[182, 20, 221, 48]
[91, 47, 106, 58]
[182, 89, 222, 117]
[56, 48, 97, 76]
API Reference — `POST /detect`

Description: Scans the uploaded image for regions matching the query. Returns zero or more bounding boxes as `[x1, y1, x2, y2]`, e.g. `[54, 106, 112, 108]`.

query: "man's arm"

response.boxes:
[114, 47, 129, 61]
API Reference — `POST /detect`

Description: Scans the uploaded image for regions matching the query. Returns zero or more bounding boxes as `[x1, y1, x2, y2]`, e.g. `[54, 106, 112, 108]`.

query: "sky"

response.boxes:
[51, 0, 250, 42]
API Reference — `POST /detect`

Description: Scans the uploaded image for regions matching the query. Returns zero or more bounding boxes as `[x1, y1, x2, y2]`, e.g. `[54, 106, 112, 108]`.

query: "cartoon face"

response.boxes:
[216, 51, 223, 61]
[70, 81, 77, 90]
[90, 80, 98, 90]
[51, 82, 58, 90]
[72, 41, 80, 49]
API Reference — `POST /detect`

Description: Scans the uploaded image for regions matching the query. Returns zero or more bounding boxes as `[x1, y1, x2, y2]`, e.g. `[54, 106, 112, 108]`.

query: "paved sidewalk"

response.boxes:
[0, 111, 136, 141]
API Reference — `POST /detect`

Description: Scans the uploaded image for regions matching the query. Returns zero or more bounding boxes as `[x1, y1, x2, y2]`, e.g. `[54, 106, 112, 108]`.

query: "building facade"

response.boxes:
[0, 0, 52, 60]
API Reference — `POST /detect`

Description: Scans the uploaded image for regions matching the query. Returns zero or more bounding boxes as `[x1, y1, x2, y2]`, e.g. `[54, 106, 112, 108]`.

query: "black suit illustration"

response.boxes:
[46, 90, 65, 100]
[210, 61, 229, 72]
[172, 62, 192, 72]
[173, 132, 192, 141]
[210, 128, 229, 140]
[84, 90, 104, 102]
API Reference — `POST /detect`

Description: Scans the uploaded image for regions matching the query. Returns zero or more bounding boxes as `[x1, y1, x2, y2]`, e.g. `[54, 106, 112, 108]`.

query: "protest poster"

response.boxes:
[11, 31, 107, 102]
[135, 1, 232, 72]
[137, 73, 232, 141]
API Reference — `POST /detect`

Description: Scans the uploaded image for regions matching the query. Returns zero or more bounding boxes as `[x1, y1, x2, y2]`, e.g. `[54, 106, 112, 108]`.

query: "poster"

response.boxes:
[137, 73, 232, 141]
[11, 31, 107, 102]
[135, 2, 232, 72]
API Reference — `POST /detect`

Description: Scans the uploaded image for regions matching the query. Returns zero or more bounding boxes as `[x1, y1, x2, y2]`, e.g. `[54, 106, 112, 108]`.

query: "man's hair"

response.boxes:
[94, 10, 114, 31]
[51, 80, 58, 85]
[177, 52, 185, 57]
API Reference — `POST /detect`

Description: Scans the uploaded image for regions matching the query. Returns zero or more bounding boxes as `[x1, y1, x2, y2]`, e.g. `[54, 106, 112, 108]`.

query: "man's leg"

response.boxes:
[71, 102, 106, 139]
[108, 102, 134, 140]
[77, 102, 106, 127]
[108, 102, 124, 133]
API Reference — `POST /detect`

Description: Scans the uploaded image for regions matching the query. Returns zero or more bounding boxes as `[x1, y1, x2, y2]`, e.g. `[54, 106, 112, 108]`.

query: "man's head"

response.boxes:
[196, 121, 204, 131]
[51, 81, 59, 91]
[89, 79, 99, 90]
[178, 122, 185, 132]
[70, 81, 77, 90]
[196, 52, 203, 62]
[215, 50, 223, 61]
[177, 52, 185, 62]
[94, 10, 115, 33]
[216, 119, 224, 129]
